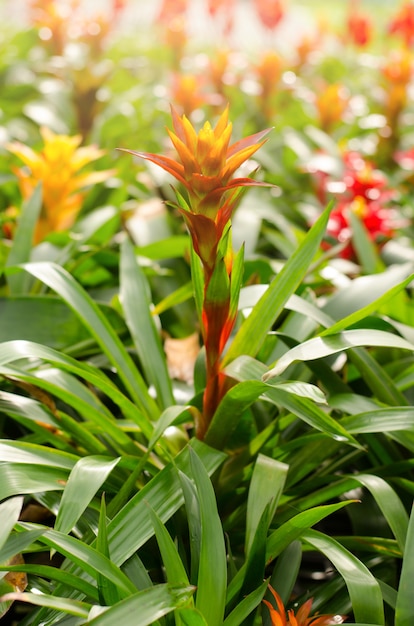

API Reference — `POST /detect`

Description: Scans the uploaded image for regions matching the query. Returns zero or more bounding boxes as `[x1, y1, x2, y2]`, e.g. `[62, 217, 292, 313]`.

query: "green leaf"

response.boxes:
[0, 463, 69, 501]
[16, 262, 159, 419]
[0, 530, 47, 566]
[87, 584, 196, 625]
[223, 579, 269, 626]
[205, 380, 266, 449]
[320, 268, 414, 336]
[190, 449, 227, 626]
[395, 504, 414, 626]
[245, 455, 288, 556]
[0, 591, 91, 618]
[223, 201, 332, 364]
[349, 209, 384, 274]
[179, 469, 201, 586]
[229, 243, 244, 320]
[55, 456, 120, 535]
[0, 367, 133, 453]
[120, 237, 174, 408]
[267, 541, 302, 607]
[176, 607, 209, 625]
[106, 441, 225, 566]
[0, 497, 23, 551]
[5, 183, 42, 295]
[97, 495, 122, 606]
[348, 475, 409, 551]
[18, 524, 137, 598]
[190, 246, 204, 323]
[264, 330, 414, 379]
[349, 347, 408, 406]
[0, 340, 153, 438]
[222, 356, 359, 447]
[227, 502, 355, 608]
[302, 529, 385, 624]
[341, 407, 414, 434]
[0, 564, 99, 600]
[148, 506, 191, 589]
[0, 296, 126, 350]
[152, 281, 194, 316]
[322, 263, 414, 322]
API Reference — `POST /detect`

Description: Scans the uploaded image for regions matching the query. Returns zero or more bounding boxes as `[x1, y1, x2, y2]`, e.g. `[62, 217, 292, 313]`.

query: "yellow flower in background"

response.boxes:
[7, 127, 114, 242]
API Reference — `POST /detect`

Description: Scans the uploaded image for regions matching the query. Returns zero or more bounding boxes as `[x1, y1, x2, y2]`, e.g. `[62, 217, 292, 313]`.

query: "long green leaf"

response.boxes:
[322, 263, 414, 321]
[223, 579, 269, 626]
[97, 495, 122, 606]
[0, 366, 134, 453]
[0, 529, 47, 565]
[341, 407, 414, 434]
[0, 497, 23, 552]
[120, 237, 174, 409]
[223, 202, 332, 364]
[0, 340, 153, 438]
[190, 448, 227, 626]
[245, 455, 288, 556]
[395, 504, 414, 626]
[18, 524, 137, 598]
[54, 456, 120, 535]
[320, 269, 414, 336]
[106, 441, 226, 566]
[17, 262, 159, 419]
[0, 564, 99, 600]
[148, 506, 191, 589]
[226, 501, 355, 607]
[264, 329, 414, 379]
[223, 356, 359, 447]
[349, 347, 408, 406]
[348, 474, 409, 551]
[0, 591, 91, 618]
[0, 464, 69, 501]
[302, 529, 384, 624]
[5, 184, 42, 296]
[87, 584, 195, 626]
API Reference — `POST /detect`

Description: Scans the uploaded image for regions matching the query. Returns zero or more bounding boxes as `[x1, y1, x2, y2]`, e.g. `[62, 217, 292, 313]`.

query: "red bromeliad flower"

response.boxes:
[346, 0, 372, 47]
[254, 0, 285, 30]
[388, 1, 414, 47]
[263, 587, 346, 626]
[312, 151, 397, 260]
[121, 106, 271, 437]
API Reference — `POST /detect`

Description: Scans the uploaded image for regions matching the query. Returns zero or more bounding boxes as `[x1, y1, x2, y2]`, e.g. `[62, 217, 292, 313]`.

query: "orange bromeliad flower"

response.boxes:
[123, 105, 271, 264]
[7, 127, 113, 243]
[263, 587, 346, 626]
[122, 106, 271, 437]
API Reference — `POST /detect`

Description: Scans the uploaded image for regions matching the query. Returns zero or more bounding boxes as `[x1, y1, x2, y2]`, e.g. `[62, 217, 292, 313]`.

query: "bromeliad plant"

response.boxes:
[121, 105, 272, 438]
[6, 127, 114, 243]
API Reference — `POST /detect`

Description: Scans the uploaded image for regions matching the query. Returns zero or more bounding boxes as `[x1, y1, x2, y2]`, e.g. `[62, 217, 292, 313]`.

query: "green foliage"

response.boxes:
[1, 1, 414, 624]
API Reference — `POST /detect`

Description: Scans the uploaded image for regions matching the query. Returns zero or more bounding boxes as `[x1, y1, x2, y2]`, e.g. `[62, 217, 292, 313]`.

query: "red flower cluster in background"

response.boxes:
[313, 151, 398, 260]
[254, 0, 285, 30]
[388, 0, 414, 47]
[346, 0, 372, 47]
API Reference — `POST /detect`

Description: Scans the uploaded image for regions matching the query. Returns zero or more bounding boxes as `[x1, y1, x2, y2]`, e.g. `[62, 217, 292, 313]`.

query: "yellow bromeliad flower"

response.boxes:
[7, 127, 113, 243]
[263, 587, 346, 626]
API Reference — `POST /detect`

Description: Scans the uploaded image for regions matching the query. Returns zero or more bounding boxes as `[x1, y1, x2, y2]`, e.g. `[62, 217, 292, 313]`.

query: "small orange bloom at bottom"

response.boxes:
[263, 587, 346, 626]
